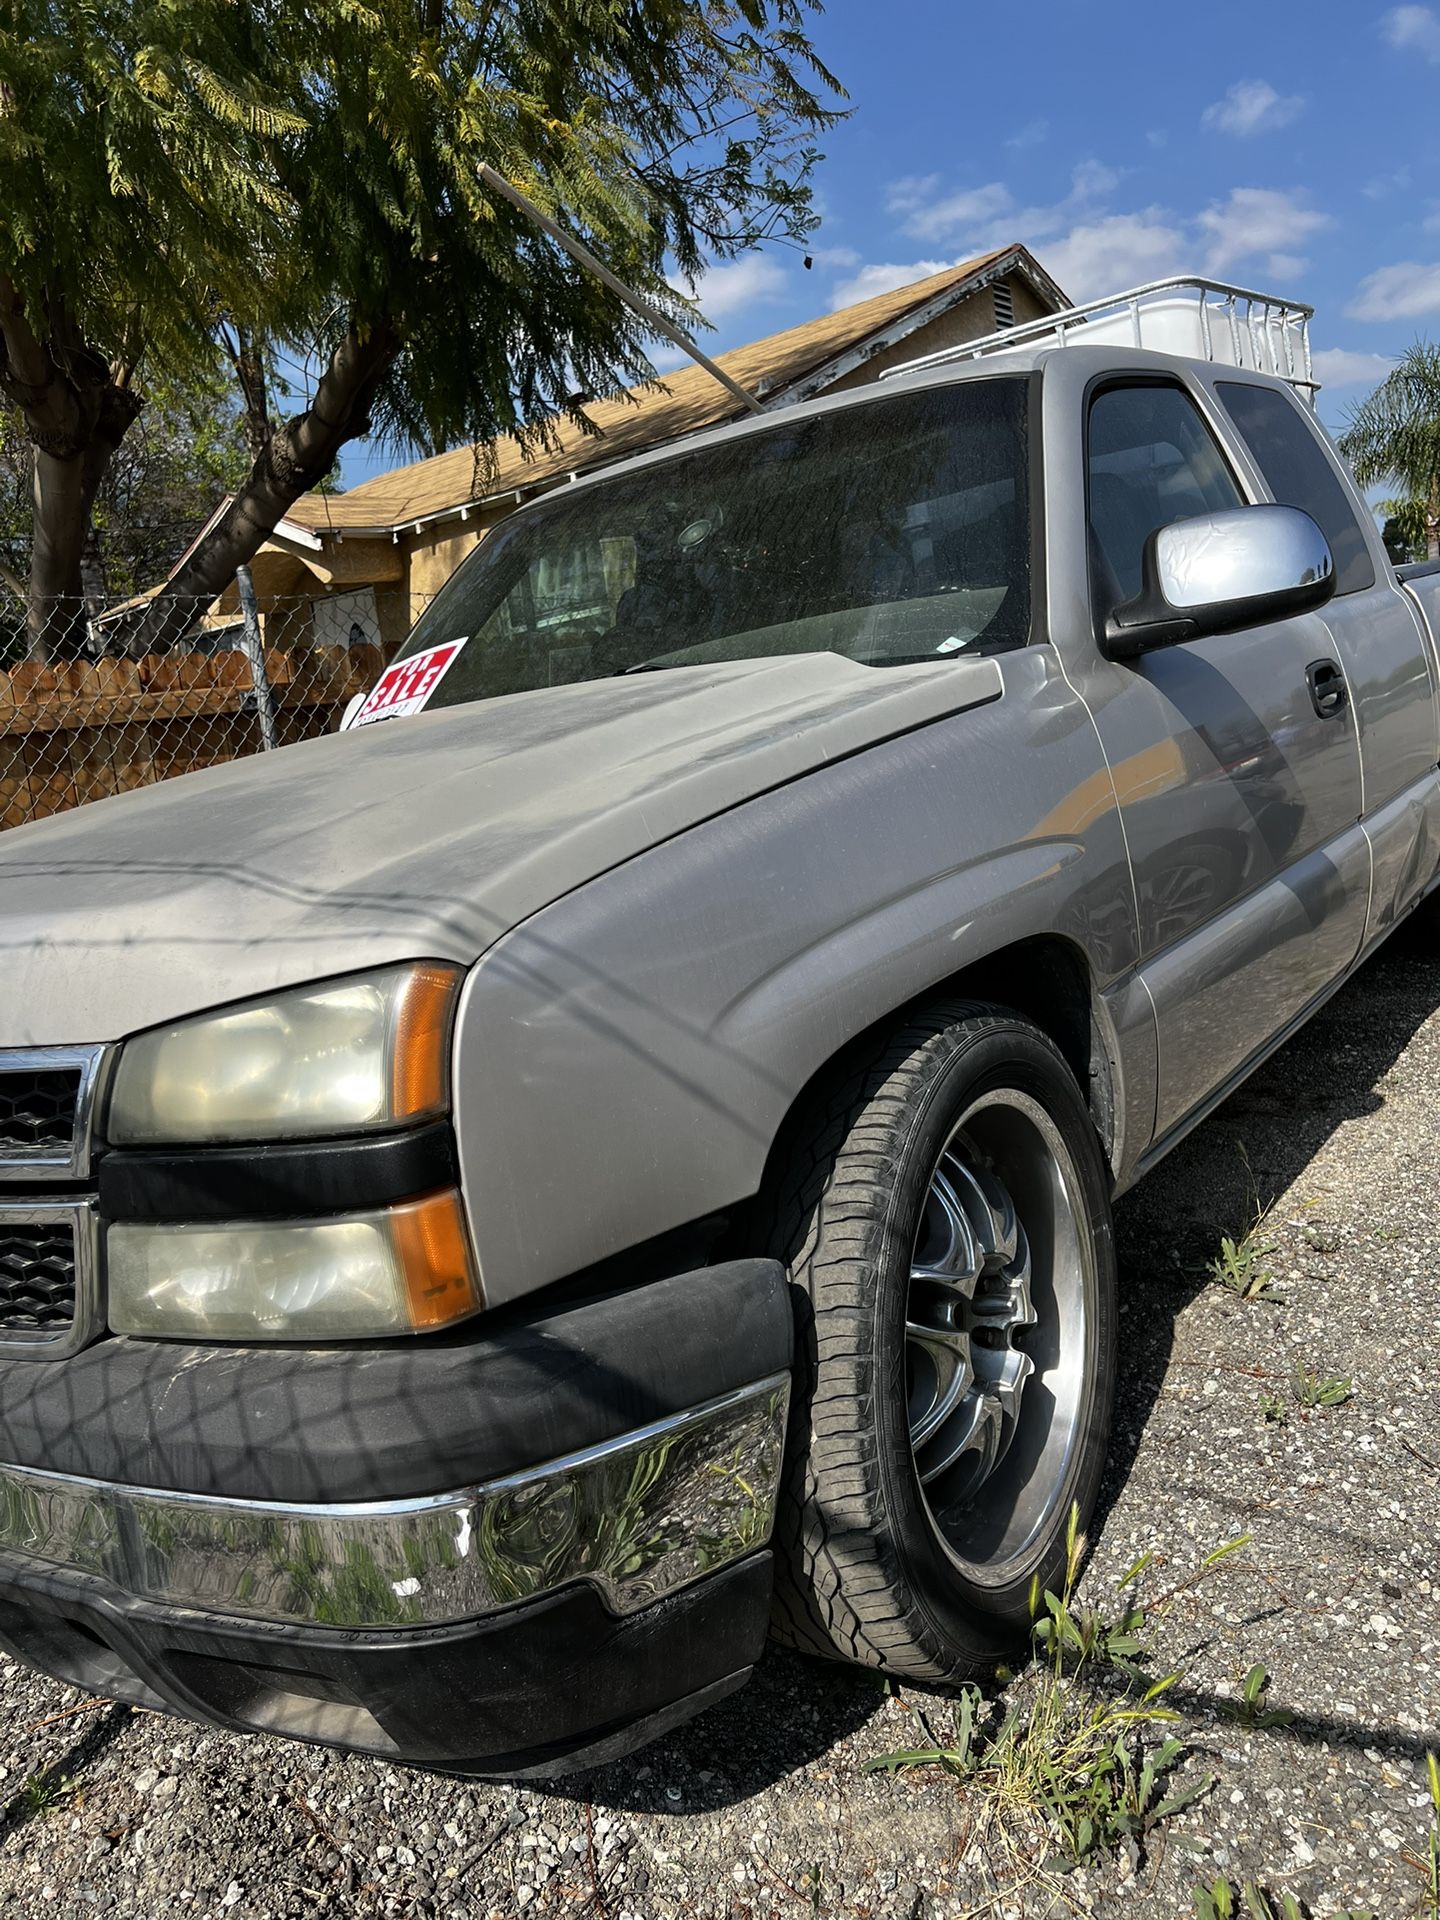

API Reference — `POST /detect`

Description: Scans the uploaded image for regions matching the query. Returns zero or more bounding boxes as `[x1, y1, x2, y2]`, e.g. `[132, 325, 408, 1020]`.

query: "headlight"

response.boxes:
[107, 963, 460, 1146]
[108, 1189, 481, 1340]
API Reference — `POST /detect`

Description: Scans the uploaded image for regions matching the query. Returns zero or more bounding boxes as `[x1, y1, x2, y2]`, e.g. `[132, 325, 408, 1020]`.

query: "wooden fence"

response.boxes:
[0, 644, 384, 833]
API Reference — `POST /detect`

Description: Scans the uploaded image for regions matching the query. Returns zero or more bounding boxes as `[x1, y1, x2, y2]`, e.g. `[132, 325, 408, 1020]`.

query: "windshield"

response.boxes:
[394, 376, 1031, 708]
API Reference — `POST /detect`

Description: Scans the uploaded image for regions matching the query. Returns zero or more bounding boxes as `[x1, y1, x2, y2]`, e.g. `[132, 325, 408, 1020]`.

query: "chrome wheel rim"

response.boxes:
[906, 1089, 1095, 1586]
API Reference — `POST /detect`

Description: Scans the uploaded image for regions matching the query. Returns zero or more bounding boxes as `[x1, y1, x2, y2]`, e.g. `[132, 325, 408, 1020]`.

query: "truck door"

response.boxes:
[1048, 368, 1367, 1146]
[1213, 377, 1440, 945]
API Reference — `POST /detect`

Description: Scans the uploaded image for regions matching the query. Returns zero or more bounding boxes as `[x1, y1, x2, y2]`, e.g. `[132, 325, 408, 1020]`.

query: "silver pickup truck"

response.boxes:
[1, 305, 1438, 1777]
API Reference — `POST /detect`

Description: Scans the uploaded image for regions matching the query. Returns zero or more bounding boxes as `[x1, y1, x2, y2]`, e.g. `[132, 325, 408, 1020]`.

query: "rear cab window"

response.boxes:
[1215, 381, 1376, 595]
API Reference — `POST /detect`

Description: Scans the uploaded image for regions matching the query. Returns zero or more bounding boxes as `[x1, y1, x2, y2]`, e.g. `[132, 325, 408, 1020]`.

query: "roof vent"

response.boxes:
[992, 282, 1015, 329]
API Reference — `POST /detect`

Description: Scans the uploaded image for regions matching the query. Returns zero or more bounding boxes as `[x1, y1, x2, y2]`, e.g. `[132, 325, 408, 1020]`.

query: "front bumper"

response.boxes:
[0, 1259, 793, 1775]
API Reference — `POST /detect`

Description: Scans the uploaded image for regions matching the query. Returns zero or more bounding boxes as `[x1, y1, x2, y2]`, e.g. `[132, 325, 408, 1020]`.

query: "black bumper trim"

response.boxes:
[0, 1549, 773, 1777]
[0, 1258, 793, 1503]
[97, 1121, 457, 1222]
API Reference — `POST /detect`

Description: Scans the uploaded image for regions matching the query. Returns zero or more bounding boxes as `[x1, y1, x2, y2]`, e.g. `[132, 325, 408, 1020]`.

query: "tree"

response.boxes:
[1380, 497, 1429, 566]
[0, 377, 252, 662]
[1337, 341, 1440, 561]
[0, 1, 842, 659]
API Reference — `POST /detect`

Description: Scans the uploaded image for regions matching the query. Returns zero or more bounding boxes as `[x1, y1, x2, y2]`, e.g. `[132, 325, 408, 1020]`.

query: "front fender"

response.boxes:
[453, 653, 1143, 1303]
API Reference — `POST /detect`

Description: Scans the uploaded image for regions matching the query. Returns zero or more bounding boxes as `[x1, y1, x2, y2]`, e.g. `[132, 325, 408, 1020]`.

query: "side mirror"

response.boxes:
[1103, 504, 1335, 661]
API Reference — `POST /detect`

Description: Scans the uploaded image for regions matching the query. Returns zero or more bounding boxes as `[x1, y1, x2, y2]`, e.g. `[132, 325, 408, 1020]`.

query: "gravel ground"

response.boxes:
[2, 919, 1438, 1919]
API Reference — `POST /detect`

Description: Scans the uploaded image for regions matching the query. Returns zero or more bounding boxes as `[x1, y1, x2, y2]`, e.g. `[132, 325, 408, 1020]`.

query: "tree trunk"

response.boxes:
[27, 446, 89, 660]
[0, 278, 142, 660]
[1429, 483, 1440, 562]
[134, 319, 400, 648]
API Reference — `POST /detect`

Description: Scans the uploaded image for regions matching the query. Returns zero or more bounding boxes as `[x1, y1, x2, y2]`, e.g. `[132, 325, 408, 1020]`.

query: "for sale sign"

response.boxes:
[346, 638, 469, 728]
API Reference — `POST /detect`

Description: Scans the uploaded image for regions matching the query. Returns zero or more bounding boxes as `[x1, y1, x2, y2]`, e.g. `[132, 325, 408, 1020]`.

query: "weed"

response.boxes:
[1209, 1227, 1282, 1301]
[1028, 1509, 1154, 1681]
[1222, 1663, 1293, 1730]
[868, 1505, 1207, 1875]
[1291, 1365, 1353, 1410]
[868, 1678, 1202, 1872]
[10, 1769, 76, 1820]
[1192, 1880, 1374, 1919]
[1425, 1750, 1439, 1920]
[1260, 1393, 1288, 1426]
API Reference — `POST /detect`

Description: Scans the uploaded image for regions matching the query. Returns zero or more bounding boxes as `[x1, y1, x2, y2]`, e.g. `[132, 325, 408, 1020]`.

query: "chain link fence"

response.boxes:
[0, 594, 419, 835]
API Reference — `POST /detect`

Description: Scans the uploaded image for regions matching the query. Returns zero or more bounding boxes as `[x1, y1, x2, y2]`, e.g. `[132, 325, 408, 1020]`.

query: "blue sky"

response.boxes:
[341, 0, 1439, 486]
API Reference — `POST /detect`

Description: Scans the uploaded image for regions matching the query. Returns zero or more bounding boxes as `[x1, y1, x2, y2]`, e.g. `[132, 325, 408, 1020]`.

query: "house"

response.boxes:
[239, 244, 1069, 651]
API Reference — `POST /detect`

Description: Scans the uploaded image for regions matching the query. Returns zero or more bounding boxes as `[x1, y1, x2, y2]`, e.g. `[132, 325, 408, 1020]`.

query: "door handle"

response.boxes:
[1306, 659, 1348, 719]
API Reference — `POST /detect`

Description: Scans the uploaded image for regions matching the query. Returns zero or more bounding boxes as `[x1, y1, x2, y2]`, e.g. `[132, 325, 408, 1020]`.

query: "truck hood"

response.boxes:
[0, 651, 1001, 1045]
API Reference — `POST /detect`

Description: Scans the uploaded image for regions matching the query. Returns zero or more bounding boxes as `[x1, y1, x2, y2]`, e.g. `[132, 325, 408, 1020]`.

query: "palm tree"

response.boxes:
[1337, 342, 1440, 560]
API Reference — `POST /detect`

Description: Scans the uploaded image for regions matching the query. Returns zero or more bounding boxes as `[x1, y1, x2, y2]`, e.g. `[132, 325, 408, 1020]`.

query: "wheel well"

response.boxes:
[749, 936, 1117, 1233]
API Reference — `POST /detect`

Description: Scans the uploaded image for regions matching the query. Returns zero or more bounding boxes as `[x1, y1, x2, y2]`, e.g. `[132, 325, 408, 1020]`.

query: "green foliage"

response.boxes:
[1209, 1226, 1282, 1301]
[1193, 1880, 1375, 1920]
[1381, 497, 1430, 564]
[868, 1506, 1209, 1874]
[0, 0, 843, 458]
[1339, 342, 1440, 557]
[1290, 1365, 1353, 1410]
[1222, 1662, 1294, 1730]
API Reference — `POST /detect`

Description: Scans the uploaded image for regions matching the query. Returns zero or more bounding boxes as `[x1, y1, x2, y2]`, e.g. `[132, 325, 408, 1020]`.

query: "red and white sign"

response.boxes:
[347, 637, 469, 728]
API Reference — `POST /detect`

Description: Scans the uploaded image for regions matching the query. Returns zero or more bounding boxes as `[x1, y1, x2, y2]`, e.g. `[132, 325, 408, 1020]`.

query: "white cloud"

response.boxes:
[1201, 79, 1304, 136]
[1363, 165, 1413, 199]
[1196, 187, 1330, 273]
[830, 259, 950, 308]
[682, 254, 789, 324]
[1310, 348, 1396, 389]
[1043, 211, 1190, 301]
[1006, 117, 1049, 150]
[1382, 4, 1440, 59]
[885, 174, 942, 215]
[898, 182, 1013, 243]
[888, 162, 1120, 252]
[835, 176, 1326, 320]
[806, 244, 861, 269]
[1347, 259, 1440, 321]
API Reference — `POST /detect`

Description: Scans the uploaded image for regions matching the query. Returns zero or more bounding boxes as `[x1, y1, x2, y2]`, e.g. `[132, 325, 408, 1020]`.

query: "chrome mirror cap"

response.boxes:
[1105, 504, 1336, 659]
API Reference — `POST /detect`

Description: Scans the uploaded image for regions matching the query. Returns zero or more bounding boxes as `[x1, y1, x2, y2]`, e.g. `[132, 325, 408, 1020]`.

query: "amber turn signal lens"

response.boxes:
[393, 1187, 483, 1329]
[389, 963, 461, 1122]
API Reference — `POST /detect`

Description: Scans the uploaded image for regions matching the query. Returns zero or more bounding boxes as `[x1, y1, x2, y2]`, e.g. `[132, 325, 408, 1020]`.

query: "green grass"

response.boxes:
[1291, 1365, 1353, 1410]
[866, 1506, 1209, 1876]
[1208, 1225, 1282, 1301]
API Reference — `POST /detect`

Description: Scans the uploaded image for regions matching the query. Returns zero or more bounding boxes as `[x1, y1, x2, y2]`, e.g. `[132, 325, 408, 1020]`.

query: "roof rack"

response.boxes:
[881, 276, 1318, 401]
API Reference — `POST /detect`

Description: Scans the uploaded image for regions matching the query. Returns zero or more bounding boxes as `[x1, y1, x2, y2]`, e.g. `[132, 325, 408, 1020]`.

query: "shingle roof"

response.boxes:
[280, 247, 1050, 537]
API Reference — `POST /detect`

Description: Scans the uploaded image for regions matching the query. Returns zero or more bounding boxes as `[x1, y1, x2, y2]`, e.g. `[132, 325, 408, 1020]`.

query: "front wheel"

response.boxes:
[765, 1002, 1118, 1681]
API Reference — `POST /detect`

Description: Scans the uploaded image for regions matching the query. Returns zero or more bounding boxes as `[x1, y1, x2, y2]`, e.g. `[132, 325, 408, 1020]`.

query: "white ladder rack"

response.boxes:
[882, 276, 1318, 400]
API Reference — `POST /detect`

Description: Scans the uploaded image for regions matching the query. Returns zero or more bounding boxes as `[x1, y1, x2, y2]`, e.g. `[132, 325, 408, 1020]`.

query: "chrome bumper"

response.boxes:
[0, 1374, 789, 1629]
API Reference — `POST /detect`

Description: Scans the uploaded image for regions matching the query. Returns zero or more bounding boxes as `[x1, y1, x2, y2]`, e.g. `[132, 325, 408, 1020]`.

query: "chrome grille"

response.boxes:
[0, 1201, 100, 1357]
[0, 1067, 80, 1155]
[0, 1046, 108, 1181]
[0, 1219, 76, 1332]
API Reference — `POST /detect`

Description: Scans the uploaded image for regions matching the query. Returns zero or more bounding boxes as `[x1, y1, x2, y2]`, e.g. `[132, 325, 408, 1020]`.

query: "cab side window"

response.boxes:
[1087, 383, 1246, 617]
[1216, 381, 1376, 595]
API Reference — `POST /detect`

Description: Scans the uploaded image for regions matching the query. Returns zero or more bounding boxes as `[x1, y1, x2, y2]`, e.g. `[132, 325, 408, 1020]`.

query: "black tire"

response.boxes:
[762, 1000, 1118, 1682]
